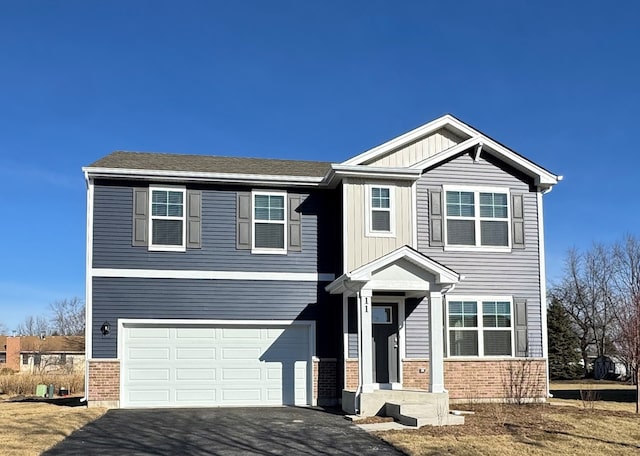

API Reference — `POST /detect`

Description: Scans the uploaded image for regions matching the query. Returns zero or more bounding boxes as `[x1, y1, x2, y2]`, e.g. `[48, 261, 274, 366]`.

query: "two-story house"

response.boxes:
[83, 114, 560, 416]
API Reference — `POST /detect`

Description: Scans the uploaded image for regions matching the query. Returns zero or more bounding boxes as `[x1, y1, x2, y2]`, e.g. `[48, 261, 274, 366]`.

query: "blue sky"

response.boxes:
[1, 1, 638, 331]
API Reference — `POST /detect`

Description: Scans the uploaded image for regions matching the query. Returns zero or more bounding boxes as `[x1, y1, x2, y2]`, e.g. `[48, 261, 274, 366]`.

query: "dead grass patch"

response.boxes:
[0, 402, 105, 455]
[377, 403, 640, 456]
[0, 372, 84, 396]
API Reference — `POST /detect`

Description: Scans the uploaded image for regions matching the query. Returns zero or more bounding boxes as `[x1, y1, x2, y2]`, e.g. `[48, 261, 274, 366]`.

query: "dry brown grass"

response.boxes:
[0, 402, 106, 455]
[377, 403, 640, 456]
[0, 371, 84, 396]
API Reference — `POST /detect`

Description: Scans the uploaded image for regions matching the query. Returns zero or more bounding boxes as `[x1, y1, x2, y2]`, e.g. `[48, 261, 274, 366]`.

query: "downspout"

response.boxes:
[80, 170, 92, 404]
[355, 290, 363, 415]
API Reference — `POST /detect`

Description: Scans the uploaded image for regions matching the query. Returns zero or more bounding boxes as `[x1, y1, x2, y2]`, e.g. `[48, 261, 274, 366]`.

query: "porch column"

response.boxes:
[429, 291, 446, 393]
[358, 289, 374, 393]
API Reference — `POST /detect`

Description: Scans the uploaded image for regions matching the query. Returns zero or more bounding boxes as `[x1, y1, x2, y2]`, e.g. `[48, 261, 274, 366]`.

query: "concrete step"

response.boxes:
[385, 402, 465, 427]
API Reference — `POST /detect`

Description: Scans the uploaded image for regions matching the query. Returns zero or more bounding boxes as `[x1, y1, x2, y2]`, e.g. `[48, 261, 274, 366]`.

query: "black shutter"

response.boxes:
[132, 188, 148, 247]
[428, 188, 444, 247]
[288, 194, 301, 252]
[512, 193, 525, 249]
[514, 298, 528, 357]
[236, 192, 252, 250]
[186, 190, 202, 249]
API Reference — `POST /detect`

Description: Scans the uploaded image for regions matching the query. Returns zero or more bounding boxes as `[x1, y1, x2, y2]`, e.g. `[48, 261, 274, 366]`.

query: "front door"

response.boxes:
[372, 303, 399, 384]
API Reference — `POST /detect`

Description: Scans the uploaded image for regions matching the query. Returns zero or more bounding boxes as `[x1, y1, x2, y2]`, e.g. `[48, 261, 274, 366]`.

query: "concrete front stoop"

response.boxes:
[385, 402, 465, 427]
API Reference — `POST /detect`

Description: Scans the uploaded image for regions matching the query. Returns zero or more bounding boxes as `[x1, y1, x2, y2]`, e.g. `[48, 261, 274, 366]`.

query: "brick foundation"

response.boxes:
[346, 358, 547, 400]
[88, 359, 120, 407]
[313, 358, 338, 405]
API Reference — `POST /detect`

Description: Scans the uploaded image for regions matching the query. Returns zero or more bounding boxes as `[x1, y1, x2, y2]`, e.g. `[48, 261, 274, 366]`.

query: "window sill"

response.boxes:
[444, 245, 511, 253]
[365, 230, 396, 238]
[148, 245, 186, 252]
[251, 248, 288, 255]
[445, 356, 516, 361]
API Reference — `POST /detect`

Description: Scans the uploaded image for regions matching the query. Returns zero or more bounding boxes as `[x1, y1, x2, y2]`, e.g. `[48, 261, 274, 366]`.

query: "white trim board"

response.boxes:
[91, 268, 335, 282]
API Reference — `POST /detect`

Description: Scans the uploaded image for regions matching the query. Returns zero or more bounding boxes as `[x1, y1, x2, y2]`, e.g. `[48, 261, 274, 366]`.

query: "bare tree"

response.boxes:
[549, 245, 617, 376]
[0, 321, 7, 334]
[50, 297, 85, 336]
[611, 235, 640, 412]
[16, 315, 50, 336]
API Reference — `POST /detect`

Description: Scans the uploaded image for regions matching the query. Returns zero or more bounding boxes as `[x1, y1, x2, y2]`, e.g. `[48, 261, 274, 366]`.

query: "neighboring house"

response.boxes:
[0, 336, 85, 373]
[83, 114, 560, 414]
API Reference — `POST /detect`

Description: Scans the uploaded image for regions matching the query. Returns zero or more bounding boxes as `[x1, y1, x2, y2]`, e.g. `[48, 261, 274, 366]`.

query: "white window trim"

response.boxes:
[365, 184, 396, 238]
[148, 185, 186, 252]
[442, 185, 511, 252]
[445, 295, 515, 358]
[251, 190, 287, 254]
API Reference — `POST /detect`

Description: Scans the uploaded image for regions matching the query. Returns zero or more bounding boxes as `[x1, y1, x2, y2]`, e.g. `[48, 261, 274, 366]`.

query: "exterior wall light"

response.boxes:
[100, 321, 111, 336]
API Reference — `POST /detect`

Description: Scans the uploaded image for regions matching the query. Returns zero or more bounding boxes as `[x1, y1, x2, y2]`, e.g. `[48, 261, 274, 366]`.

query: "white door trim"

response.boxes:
[371, 297, 404, 389]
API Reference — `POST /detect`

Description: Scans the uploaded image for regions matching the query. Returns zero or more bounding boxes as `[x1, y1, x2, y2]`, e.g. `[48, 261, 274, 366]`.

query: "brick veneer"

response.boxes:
[313, 358, 337, 405]
[88, 360, 120, 407]
[346, 358, 547, 400]
[345, 359, 359, 390]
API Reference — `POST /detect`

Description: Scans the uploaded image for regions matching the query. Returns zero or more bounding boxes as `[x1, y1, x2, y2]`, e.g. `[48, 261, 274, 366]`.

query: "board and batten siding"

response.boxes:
[365, 128, 464, 167]
[416, 152, 543, 357]
[345, 179, 413, 272]
[92, 277, 341, 359]
[92, 182, 338, 274]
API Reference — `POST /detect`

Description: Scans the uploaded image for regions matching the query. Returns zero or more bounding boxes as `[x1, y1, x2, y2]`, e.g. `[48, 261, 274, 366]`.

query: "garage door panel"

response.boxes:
[222, 347, 262, 360]
[176, 390, 216, 402]
[221, 368, 261, 380]
[223, 328, 262, 339]
[176, 327, 216, 339]
[175, 347, 216, 360]
[128, 327, 171, 339]
[122, 324, 310, 408]
[128, 368, 170, 381]
[128, 347, 170, 360]
[175, 368, 216, 380]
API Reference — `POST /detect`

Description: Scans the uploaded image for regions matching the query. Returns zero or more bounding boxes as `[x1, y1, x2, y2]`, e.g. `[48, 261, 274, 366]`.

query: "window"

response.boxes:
[0, 353, 5, 363]
[253, 192, 286, 252]
[366, 185, 394, 236]
[149, 187, 186, 251]
[22, 354, 29, 365]
[373, 306, 393, 324]
[447, 297, 513, 357]
[444, 187, 509, 249]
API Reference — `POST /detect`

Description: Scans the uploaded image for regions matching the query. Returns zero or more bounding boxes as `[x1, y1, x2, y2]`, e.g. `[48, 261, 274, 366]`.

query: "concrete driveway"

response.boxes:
[43, 406, 405, 455]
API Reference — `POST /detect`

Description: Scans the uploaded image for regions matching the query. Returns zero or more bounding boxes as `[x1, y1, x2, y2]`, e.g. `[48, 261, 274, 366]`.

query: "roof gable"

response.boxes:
[341, 114, 561, 190]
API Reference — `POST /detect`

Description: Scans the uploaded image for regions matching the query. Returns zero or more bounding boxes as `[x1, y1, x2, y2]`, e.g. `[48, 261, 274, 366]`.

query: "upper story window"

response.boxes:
[444, 186, 510, 250]
[149, 186, 186, 251]
[252, 191, 287, 253]
[366, 185, 395, 237]
[447, 297, 513, 357]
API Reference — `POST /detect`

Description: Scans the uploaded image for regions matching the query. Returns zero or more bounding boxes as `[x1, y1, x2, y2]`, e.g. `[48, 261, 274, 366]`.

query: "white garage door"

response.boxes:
[121, 323, 311, 408]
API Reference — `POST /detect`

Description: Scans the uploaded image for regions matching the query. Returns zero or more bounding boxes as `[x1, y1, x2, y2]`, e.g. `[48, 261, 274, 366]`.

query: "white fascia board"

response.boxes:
[91, 268, 335, 282]
[82, 167, 325, 187]
[411, 136, 560, 188]
[410, 137, 482, 170]
[341, 115, 475, 166]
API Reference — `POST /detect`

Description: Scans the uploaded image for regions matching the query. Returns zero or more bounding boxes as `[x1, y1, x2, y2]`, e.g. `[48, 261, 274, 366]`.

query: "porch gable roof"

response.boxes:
[325, 245, 462, 295]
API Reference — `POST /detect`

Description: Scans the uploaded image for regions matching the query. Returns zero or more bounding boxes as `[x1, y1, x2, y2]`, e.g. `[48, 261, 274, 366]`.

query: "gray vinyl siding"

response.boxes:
[92, 181, 339, 274]
[417, 152, 543, 357]
[92, 277, 341, 359]
[347, 298, 358, 358]
[405, 298, 429, 358]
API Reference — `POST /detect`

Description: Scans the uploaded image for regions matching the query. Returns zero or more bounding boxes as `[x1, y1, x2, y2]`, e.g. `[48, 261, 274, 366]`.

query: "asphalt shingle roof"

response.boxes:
[88, 151, 332, 178]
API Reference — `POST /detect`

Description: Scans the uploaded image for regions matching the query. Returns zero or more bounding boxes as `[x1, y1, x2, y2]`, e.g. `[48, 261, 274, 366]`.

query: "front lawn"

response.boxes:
[0, 400, 105, 455]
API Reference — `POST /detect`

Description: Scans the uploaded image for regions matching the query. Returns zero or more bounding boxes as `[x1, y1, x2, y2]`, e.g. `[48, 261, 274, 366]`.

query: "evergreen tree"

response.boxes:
[548, 299, 582, 379]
